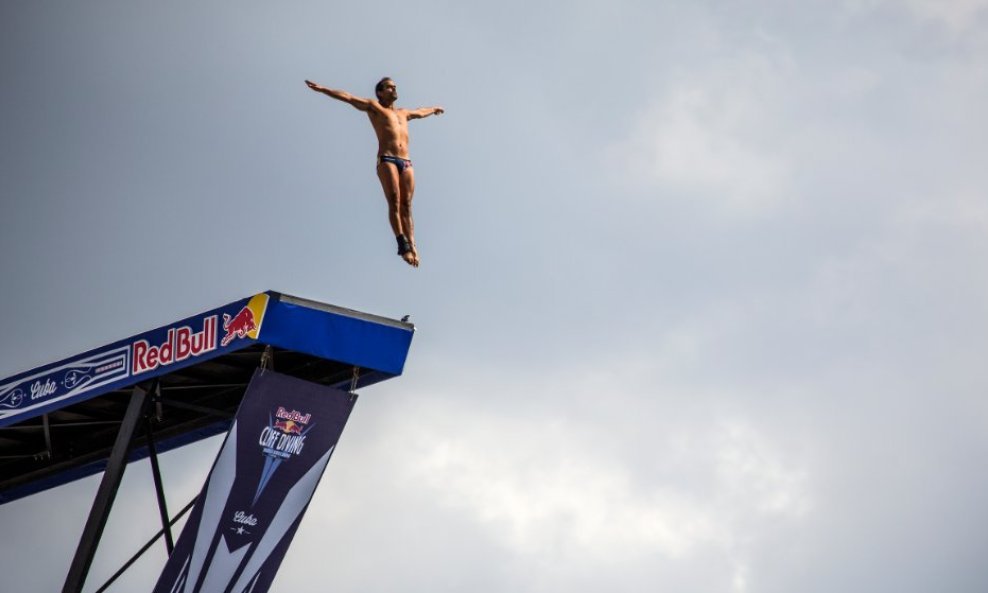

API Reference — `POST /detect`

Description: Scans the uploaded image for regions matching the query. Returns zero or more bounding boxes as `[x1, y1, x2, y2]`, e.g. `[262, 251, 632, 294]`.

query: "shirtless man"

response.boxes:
[305, 77, 444, 267]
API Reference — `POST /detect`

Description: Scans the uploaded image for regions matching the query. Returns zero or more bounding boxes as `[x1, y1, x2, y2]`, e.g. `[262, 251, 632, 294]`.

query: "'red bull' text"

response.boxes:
[132, 316, 217, 375]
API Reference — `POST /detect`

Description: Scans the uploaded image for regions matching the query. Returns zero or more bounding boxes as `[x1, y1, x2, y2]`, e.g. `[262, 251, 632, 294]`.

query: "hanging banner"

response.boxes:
[152, 369, 355, 593]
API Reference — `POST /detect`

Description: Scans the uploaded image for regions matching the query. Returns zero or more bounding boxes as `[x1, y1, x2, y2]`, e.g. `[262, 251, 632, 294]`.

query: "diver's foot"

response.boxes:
[396, 234, 412, 255]
[396, 234, 418, 267]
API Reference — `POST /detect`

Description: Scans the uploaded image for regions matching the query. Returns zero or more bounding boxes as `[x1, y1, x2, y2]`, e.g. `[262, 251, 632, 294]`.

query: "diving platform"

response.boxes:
[0, 291, 415, 504]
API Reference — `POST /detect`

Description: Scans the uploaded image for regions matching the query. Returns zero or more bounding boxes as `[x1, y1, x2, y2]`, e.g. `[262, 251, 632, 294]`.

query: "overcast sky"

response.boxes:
[3, 1, 988, 591]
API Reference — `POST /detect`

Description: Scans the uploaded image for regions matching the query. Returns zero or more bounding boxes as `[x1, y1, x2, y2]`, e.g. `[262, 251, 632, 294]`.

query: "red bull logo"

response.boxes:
[274, 406, 312, 434]
[273, 419, 303, 435]
[260, 407, 312, 457]
[222, 307, 257, 347]
[220, 293, 269, 347]
[275, 406, 311, 425]
[259, 406, 313, 456]
[132, 316, 217, 375]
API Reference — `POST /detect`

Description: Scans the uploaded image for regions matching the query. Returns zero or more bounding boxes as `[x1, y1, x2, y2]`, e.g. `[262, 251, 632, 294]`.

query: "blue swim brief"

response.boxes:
[378, 155, 413, 174]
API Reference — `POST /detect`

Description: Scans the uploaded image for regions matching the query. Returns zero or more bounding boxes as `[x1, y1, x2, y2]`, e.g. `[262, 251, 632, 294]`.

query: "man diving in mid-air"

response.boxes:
[305, 77, 444, 267]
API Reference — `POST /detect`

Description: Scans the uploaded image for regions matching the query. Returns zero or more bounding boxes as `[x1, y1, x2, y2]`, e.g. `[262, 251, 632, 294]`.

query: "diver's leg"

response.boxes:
[378, 161, 416, 266]
[376, 161, 403, 238]
[399, 166, 418, 265]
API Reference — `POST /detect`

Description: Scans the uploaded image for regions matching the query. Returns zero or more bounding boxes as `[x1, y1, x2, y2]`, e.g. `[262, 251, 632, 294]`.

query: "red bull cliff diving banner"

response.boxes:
[153, 369, 354, 593]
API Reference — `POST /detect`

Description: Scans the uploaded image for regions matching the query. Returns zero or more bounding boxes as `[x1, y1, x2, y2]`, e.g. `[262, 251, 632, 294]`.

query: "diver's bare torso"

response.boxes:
[367, 105, 410, 159]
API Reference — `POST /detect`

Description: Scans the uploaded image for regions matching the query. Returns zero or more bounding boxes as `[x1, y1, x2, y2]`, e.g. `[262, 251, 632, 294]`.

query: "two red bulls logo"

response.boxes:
[273, 419, 304, 435]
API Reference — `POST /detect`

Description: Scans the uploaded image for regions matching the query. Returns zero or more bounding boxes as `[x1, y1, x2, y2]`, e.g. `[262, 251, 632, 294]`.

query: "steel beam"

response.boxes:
[145, 413, 174, 554]
[61, 382, 152, 593]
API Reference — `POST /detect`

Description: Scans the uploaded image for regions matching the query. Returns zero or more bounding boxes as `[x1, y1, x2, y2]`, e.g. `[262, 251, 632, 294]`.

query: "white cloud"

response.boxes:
[401, 419, 716, 561]
[609, 52, 794, 216]
[713, 420, 811, 517]
[383, 388, 812, 576]
[903, 0, 988, 31]
[843, 0, 988, 33]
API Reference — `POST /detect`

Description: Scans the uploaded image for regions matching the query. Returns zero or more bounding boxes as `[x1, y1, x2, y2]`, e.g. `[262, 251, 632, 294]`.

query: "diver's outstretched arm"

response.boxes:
[305, 80, 373, 112]
[407, 106, 445, 120]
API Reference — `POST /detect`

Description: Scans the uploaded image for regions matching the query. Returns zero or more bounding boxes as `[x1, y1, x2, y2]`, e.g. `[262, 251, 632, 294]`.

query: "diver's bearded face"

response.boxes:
[378, 81, 397, 103]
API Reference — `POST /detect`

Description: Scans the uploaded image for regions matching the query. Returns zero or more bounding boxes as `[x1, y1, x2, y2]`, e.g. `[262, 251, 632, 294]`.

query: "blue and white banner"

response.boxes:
[0, 293, 270, 427]
[152, 369, 355, 593]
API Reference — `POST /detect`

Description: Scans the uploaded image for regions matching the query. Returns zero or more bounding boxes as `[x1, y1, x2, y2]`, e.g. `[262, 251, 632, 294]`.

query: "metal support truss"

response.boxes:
[146, 413, 174, 554]
[61, 381, 155, 593]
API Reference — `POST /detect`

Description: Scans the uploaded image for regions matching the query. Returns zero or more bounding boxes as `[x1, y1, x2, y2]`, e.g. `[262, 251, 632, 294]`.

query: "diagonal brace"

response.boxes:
[61, 382, 154, 593]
